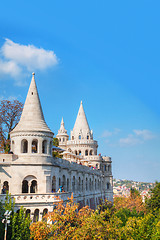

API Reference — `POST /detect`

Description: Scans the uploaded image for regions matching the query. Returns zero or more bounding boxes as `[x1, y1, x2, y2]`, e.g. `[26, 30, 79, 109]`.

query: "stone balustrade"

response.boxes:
[67, 140, 97, 145]
[0, 192, 71, 204]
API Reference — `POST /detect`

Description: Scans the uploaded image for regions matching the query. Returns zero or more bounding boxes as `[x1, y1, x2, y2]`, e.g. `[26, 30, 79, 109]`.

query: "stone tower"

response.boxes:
[67, 101, 98, 157]
[10, 73, 54, 156]
[56, 118, 69, 150]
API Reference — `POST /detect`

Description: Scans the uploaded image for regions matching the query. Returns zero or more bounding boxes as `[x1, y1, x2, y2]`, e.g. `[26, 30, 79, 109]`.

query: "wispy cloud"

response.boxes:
[119, 129, 155, 147]
[133, 129, 154, 140]
[0, 38, 58, 85]
[101, 128, 121, 138]
[0, 95, 18, 101]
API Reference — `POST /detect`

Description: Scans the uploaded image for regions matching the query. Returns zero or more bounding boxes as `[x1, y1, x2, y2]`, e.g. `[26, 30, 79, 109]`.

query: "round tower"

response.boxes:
[10, 73, 54, 156]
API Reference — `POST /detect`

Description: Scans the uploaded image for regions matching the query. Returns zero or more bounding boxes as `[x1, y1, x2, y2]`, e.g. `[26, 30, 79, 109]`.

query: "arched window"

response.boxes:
[72, 176, 75, 192]
[79, 150, 81, 156]
[30, 180, 37, 193]
[22, 180, 28, 193]
[104, 165, 106, 171]
[42, 140, 47, 154]
[79, 135, 81, 140]
[78, 177, 81, 192]
[87, 135, 89, 139]
[33, 209, 39, 222]
[89, 150, 92, 155]
[92, 180, 93, 191]
[108, 165, 110, 172]
[72, 136, 74, 140]
[75, 150, 78, 155]
[2, 181, 9, 194]
[32, 140, 38, 153]
[21, 139, 28, 153]
[59, 178, 61, 187]
[26, 209, 31, 218]
[89, 179, 91, 191]
[52, 176, 56, 192]
[50, 141, 52, 155]
[42, 208, 48, 221]
[107, 182, 110, 190]
[86, 178, 88, 191]
[85, 150, 88, 156]
[59, 138, 61, 142]
[62, 175, 66, 191]
[12, 141, 15, 153]
[67, 179, 69, 192]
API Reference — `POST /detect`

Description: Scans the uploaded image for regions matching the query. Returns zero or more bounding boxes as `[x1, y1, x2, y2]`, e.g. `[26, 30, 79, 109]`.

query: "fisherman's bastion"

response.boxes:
[0, 73, 113, 221]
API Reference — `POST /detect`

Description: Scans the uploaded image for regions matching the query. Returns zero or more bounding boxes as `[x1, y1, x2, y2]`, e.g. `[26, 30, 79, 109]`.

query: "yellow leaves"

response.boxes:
[30, 221, 52, 240]
[114, 193, 145, 213]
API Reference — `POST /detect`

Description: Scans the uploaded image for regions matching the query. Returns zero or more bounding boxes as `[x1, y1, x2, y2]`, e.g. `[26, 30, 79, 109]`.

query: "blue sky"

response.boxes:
[0, 0, 160, 182]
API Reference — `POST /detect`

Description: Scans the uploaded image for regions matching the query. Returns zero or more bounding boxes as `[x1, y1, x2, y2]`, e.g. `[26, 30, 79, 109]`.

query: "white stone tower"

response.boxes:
[10, 73, 54, 156]
[67, 101, 98, 158]
[9, 73, 54, 194]
[56, 118, 69, 150]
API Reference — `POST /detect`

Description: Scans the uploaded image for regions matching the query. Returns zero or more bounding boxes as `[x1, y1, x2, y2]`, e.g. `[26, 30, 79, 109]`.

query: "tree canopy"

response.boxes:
[0, 99, 23, 153]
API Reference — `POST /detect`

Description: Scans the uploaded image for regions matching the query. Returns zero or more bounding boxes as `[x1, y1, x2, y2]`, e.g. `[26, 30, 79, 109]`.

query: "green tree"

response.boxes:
[52, 138, 59, 147]
[52, 138, 63, 158]
[145, 182, 160, 214]
[11, 207, 31, 240]
[0, 193, 15, 240]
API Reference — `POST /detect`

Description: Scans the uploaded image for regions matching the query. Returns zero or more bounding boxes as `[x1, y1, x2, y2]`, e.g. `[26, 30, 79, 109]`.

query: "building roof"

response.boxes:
[57, 117, 68, 137]
[11, 73, 53, 134]
[73, 101, 90, 134]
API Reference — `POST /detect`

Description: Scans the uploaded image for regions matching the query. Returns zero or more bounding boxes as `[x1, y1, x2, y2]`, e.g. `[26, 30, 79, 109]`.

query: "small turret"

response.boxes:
[56, 117, 69, 150]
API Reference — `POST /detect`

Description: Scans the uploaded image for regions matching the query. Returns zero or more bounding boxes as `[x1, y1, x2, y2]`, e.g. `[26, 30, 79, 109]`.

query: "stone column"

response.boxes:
[46, 175, 51, 193]
[28, 139, 32, 154]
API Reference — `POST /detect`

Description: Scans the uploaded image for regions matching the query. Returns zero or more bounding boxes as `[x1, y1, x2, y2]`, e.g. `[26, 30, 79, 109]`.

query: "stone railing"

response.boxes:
[0, 192, 71, 204]
[85, 155, 103, 161]
[67, 140, 97, 145]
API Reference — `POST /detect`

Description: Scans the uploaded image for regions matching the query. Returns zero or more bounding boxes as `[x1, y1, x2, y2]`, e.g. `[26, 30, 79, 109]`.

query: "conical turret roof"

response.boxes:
[57, 117, 68, 136]
[11, 73, 53, 134]
[73, 101, 90, 132]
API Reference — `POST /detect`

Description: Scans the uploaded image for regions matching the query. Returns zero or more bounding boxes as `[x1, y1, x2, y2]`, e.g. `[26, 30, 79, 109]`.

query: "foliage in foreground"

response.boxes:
[0, 193, 31, 240]
[1, 182, 160, 239]
[30, 183, 160, 240]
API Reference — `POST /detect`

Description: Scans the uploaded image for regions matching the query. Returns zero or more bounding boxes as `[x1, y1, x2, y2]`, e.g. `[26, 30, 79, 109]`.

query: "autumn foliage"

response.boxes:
[30, 187, 160, 240]
[0, 99, 23, 153]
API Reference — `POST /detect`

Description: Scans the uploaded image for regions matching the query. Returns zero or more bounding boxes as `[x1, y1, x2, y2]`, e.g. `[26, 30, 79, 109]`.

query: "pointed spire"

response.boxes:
[11, 73, 53, 134]
[61, 117, 64, 126]
[71, 101, 91, 139]
[59, 117, 65, 132]
[57, 117, 68, 136]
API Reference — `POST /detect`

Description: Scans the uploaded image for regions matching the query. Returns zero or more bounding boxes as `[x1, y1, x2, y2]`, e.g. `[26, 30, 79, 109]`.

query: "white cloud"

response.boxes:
[101, 130, 113, 138]
[0, 38, 58, 84]
[133, 129, 155, 140]
[101, 128, 121, 138]
[119, 129, 155, 147]
[0, 59, 21, 77]
[119, 134, 142, 146]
